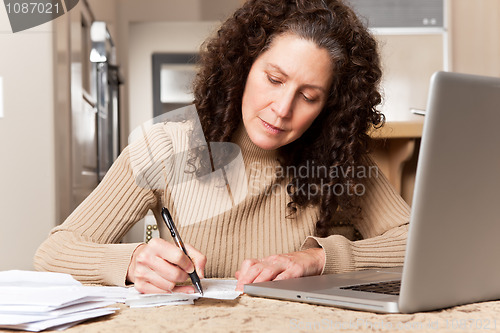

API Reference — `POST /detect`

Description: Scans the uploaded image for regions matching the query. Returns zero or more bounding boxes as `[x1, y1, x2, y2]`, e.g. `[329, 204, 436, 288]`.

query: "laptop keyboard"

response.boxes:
[340, 280, 401, 296]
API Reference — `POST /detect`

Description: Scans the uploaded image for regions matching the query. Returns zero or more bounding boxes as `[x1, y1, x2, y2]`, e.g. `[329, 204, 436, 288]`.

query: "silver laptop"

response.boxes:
[244, 71, 500, 313]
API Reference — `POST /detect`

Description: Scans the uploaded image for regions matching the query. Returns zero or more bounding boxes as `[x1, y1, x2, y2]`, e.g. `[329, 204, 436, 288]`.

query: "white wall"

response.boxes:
[0, 8, 55, 270]
[376, 33, 444, 119]
[128, 21, 217, 132]
[450, 0, 500, 76]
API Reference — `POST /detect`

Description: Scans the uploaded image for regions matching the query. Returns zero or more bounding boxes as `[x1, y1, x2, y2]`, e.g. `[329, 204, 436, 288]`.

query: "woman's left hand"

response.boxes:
[235, 248, 325, 291]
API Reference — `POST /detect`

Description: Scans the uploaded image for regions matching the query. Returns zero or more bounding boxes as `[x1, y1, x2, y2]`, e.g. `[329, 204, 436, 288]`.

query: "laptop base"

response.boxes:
[245, 267, 402, 313]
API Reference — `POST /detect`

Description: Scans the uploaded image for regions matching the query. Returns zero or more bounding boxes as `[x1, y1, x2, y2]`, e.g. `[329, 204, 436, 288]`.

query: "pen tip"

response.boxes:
[197, 283, 204, 296]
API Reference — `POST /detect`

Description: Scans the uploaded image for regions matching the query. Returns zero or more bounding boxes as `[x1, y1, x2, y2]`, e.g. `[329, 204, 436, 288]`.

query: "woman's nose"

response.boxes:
[272, 89, 294, 118]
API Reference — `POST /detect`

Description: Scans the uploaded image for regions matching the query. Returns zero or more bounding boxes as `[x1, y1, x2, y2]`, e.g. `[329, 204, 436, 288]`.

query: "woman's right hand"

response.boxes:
[126, 238, 206, 294]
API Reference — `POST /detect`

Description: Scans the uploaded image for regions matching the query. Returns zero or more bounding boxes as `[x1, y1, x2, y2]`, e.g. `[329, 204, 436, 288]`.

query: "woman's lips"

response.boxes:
[259, 118, 284, 135]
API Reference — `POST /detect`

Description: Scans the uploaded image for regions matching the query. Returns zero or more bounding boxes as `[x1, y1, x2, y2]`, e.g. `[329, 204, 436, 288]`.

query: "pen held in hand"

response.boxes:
[161, 207, 204, 295]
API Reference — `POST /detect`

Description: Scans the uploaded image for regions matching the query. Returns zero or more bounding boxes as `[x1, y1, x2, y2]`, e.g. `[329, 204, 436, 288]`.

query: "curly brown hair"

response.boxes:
[193, 0, 384, 238]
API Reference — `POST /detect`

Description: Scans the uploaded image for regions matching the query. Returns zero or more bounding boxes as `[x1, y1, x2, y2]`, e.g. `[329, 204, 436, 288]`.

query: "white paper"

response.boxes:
[0, 270, 119, 332]
[125, 288, 197, 308]
[127, 297, 195, 308]
[0, 286, 91, 307]
[197, 279, 241, 299]
[80, 285, 131, 303]
[0, 308, 118, 332]
[51, 319, 88, 331]
[0, 270, 81, 287]
[0, 301, 116, 316]
[124, 279, 241, 308]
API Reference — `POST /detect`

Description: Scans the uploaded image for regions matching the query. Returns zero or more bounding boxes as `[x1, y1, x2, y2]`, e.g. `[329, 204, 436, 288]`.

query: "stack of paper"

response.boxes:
[0, 270, 124, 331]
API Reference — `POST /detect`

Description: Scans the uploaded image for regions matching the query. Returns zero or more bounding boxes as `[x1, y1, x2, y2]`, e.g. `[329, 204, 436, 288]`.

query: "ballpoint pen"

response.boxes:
[161, 207, 204, 295]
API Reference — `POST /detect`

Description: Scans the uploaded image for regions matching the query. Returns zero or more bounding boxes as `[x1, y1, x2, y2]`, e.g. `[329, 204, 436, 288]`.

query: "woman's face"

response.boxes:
[241, 33, 333, 150]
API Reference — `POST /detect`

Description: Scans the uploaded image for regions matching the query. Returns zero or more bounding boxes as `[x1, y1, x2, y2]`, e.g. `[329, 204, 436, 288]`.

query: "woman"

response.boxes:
[34, 0, 410, 294]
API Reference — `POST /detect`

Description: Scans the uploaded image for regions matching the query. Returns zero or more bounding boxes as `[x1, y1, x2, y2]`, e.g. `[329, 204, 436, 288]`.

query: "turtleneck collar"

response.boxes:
[232, 123, 279, 163]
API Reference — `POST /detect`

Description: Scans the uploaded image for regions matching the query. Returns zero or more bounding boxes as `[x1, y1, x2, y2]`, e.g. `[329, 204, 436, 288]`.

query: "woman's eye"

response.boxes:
[301, 93, 317, 103]
[267, 75, 282, 85]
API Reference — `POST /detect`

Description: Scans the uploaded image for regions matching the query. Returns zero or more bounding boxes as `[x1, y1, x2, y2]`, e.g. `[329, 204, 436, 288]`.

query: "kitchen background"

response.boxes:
[0, 0, 499, 271]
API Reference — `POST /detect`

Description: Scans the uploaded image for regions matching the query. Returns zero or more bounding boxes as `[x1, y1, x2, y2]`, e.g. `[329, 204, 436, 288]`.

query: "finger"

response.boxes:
[252, 265, 282, 284]
[136, 244, 191, 282]
[236, 259, 263, 290]
[155, 256, 192, 284]
[249, 255, 289, 284]
[164, 247, 195, 274]
[185, 243, 207, 278]
[135, 280, 197, 295]
[265, 254, 307, 281]
[135, 253, 188, 291]
[172, 285, 196, 294]
[133, 264, 176, 294]
[274, 270, 296, 281]
[136, 268, 197, 294]
[134, 261, 197, 294]
[148, 238, 195, 275]
[134, 278, 173, 294]
[238, 258, 260, 278]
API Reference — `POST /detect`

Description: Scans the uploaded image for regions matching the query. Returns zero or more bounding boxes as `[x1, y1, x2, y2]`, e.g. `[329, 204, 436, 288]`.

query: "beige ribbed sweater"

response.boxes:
[34, 121, 410, 286]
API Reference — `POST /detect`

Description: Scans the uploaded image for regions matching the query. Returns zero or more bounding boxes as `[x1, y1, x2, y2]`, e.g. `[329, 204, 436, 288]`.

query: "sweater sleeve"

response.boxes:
[301, 155, 411, 274]
[34, 124, 175, 286]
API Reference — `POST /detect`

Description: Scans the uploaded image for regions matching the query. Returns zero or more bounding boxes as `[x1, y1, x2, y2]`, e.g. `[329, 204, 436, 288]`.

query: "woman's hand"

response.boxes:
[127, 238, 206, 294]
[235, 248, 325, 291]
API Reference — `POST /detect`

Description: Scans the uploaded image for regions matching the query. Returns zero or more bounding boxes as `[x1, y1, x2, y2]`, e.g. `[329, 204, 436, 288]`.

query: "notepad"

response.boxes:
[199, 279, 242, 299]
[125, 279, 241, 308]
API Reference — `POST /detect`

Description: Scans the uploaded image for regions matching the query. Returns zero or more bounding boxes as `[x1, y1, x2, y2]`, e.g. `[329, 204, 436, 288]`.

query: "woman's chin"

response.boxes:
[250, 134, 282, 151]
[257, 143, 279, 151]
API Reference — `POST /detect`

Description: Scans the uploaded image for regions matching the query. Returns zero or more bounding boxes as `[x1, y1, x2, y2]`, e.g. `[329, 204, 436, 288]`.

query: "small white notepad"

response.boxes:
[125, 279, 241, 308]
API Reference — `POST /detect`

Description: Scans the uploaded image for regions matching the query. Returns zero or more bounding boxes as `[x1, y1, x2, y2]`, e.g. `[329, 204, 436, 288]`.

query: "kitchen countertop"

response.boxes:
[6, 293, 498, 333]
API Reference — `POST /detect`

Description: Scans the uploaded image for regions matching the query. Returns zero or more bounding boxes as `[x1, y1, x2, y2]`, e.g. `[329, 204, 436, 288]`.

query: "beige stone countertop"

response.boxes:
[3, 293, 499, 333]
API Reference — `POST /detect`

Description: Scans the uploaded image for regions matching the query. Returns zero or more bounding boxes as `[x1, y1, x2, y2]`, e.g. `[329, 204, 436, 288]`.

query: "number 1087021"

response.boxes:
[5, 2, 62, 15]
